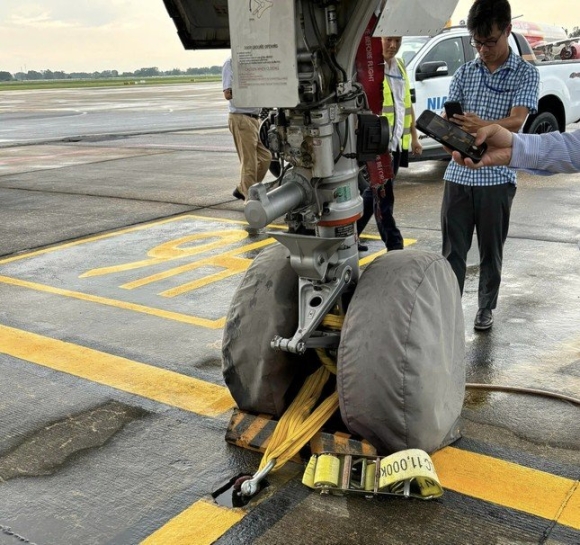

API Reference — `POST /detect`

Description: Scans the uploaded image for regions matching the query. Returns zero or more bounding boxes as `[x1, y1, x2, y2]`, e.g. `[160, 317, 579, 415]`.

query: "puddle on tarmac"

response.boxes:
[212, 473, 270, 508]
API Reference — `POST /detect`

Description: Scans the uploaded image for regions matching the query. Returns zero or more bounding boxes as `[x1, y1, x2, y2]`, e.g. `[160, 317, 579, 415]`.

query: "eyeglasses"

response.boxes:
[470, 33, 504, 49]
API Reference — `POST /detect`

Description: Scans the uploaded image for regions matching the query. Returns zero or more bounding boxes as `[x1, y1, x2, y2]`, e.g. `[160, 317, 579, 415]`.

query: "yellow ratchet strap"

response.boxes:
[256, 357, 338, 472]
[302, 449, 444, 499]
[255, 316, 342, 473]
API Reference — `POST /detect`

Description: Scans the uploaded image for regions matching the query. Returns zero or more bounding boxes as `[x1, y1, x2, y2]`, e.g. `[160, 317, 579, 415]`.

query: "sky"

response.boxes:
[0, 0, 579, 75]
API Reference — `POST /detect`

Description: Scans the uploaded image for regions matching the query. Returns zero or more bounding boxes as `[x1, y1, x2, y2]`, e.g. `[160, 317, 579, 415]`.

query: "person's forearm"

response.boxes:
[510, 131, 580, 174]
[410, 110, 418, 140]
[482, 115, 527, 133]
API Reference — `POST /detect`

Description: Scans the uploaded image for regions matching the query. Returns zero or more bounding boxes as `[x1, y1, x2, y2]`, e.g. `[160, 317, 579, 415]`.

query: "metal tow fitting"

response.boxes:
[240, 459, 276, 497]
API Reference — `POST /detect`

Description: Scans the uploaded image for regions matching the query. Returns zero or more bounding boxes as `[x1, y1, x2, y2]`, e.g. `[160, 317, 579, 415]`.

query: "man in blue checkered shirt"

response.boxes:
[441, 0, 539, 331]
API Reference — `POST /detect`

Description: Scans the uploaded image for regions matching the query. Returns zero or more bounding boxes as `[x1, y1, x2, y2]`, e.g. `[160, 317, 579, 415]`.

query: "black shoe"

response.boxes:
[474, 308, 493, 331]
[233, 188, 245, 200]
[357, 243, 368, 252]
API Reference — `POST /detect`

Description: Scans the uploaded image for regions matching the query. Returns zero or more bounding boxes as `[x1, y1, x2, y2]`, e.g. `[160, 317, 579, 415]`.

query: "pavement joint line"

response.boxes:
[0, 125, 230, 149]
[0, 185, 206, 210]
[0, 321, 579, 539]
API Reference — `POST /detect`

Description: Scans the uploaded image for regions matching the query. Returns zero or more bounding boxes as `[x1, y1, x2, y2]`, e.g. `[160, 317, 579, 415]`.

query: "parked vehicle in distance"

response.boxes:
[398, 26, 580, 160]
[511, 20, 568, 49]
[533, 38, 580, 61]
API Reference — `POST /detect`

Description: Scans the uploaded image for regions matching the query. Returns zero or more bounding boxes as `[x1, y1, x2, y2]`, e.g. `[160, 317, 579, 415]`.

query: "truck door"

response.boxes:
[412, 35, 468, 154]
[414, 36, 466, 114]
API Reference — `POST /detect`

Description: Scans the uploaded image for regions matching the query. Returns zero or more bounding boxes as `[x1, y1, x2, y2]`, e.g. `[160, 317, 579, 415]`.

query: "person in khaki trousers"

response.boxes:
[222, 57, 271, 201]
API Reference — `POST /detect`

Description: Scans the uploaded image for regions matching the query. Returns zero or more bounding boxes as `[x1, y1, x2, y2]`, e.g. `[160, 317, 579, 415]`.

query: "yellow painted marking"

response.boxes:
[432, 447, 580, 530]
[0, 228, 404, 328]
[0, 275, 225, 329]
[144, 440, 580, 543]
[81, 230, 251, 278]
[123, 239, 273, 293]
[0, 215, 218, 265]
[140, 499, 244, 545]
[239, 415, 273, 449]
[560, 482, 580, 529]
[358, 237, 417, 267]
[161, 266, 241, 297]
[359, 248, 386, 266]
[0, 214, 286, 266]
[160, 241, 274, 297]
[1, 314, 577, 537]
[0, 324, 235, 417]
[121, 238, 271, 290]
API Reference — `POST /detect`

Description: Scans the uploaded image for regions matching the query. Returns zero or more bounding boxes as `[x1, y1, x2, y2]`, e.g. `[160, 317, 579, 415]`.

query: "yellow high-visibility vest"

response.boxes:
[382, 58, 412, 151]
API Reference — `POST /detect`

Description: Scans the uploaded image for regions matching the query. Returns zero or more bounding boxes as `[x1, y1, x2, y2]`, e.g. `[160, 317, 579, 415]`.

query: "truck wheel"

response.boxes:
[526, 112, 559, 134]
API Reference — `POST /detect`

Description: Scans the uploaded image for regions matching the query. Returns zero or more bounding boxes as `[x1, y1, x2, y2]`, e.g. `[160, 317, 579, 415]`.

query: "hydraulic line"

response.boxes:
[465, 383, 580, 406]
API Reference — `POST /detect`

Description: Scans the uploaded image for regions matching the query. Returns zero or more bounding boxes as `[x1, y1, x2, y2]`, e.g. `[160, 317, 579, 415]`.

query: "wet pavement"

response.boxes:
[0, 84, 579, 544]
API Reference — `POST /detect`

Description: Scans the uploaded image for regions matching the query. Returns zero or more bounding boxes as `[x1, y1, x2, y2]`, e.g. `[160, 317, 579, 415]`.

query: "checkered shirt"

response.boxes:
[444, 49, 539, 186]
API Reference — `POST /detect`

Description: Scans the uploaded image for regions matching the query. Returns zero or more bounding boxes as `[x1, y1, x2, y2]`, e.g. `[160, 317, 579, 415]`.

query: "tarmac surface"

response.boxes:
[0, 83, 579, 545]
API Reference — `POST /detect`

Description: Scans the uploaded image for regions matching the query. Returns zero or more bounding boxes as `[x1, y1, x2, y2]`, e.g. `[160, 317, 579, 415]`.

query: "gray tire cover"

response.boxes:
[222, 243, 307, 417]
[337, 249, 465, 454]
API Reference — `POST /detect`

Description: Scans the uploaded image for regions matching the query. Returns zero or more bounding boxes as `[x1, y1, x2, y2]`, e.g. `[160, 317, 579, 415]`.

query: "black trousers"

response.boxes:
[441, 181, 516, 309]
[357, 149, 404, 251]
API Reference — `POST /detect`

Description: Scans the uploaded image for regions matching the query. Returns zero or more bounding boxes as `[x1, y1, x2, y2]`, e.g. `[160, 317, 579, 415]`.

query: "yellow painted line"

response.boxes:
[0, 215, 198, 266]
[0, 275, 225, 329]
[144, 445, 580, 544]
[124, 239, 274, 294]
[432, 447, 580, 530]
[358, 237, 417, 267]
[80, 230, 253, 279]
[2, 317, 578, 537]
[140, 499, 244, 545]
[120, 238, 272, 289]
[0, 214, 286, 266]
[0, 324, 235, 417]
[561, 482, 580, 529]
[161, 267, 242, 297]
[0, 235, 394, 328]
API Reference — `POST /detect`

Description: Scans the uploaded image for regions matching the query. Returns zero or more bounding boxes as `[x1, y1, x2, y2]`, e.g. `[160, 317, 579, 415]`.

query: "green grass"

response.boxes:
[0, 75, 221, 91]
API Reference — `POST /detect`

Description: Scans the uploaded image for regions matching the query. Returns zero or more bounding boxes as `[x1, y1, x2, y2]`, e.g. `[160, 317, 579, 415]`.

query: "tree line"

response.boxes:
[2, 26, 579, 83]
[0, 65, 223, 82]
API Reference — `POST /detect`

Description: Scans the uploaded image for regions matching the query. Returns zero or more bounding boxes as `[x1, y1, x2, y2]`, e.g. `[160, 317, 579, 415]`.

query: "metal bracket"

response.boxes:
[271, 264, 353, 354]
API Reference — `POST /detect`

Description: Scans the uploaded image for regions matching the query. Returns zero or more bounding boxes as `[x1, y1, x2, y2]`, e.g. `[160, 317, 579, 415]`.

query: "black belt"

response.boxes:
[241, 113, 259, 119]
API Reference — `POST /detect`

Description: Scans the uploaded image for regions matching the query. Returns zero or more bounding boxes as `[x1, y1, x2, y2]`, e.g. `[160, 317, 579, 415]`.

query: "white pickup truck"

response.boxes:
[400, 26, 580, 160]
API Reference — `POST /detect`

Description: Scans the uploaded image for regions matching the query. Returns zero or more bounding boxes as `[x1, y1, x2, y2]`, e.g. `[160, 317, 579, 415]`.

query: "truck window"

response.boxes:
[420, 37, 465, 75]
[400, 36, 430, 65]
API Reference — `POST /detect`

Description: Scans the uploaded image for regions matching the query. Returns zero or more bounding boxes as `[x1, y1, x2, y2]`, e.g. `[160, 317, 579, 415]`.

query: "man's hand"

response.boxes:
[411, 136, 423, 156]
[452, 112, 486, 134]
[223, 88, 233, 100]
[451, 124, 514, 169]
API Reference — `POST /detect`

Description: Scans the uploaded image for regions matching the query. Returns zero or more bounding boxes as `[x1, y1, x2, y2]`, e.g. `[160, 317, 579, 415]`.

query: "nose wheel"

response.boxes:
[222, 243, 320, 418]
